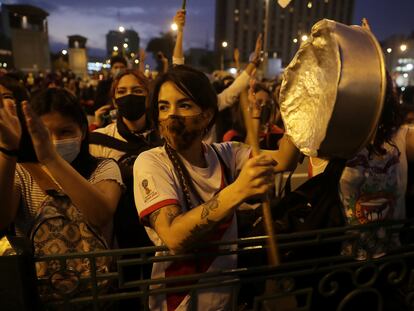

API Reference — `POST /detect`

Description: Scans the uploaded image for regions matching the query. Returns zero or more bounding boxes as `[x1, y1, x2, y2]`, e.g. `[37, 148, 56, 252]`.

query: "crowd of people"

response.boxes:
[1, 8, 414, 311]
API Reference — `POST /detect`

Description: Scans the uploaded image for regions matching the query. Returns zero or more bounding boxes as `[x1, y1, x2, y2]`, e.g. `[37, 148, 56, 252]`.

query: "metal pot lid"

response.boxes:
[279, 19, 386, 158]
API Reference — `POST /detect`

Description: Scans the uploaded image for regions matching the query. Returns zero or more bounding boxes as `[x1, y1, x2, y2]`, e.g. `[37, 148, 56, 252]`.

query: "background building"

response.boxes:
[0, 4, 51, 71]
[68, 35, 88, 78]
[382, 33, 414, 87]
[215, 0, 354, 69]
[106, 29, 140, 58]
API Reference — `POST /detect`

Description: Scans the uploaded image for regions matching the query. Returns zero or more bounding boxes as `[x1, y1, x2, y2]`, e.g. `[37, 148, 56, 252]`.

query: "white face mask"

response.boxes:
[53, 137, 82, 163]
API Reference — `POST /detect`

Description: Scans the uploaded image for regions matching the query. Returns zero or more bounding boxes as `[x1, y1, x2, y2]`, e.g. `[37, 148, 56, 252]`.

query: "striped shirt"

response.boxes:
[13, 158, 123, 243]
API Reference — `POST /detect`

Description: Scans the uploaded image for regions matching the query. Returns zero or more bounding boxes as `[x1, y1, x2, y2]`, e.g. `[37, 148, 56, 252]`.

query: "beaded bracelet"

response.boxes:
[0, 146, 19, 157]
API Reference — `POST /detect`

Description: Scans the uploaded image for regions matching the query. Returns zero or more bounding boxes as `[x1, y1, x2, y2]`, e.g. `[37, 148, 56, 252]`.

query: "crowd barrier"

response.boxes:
[2, 219, 414, 310]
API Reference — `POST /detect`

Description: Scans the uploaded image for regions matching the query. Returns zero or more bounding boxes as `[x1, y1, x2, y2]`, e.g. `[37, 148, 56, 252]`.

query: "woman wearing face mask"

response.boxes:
[89, 70, 159, 251]
[0, 86, 123, 246]
[134, 65, 300, 311]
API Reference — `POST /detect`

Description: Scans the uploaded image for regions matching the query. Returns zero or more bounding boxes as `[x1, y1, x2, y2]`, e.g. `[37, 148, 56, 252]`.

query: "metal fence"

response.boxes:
[31, 219, 414, 310]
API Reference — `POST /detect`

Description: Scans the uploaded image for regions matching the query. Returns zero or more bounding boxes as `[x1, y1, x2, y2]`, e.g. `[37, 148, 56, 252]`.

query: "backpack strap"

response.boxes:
[89, 132, 149, 155]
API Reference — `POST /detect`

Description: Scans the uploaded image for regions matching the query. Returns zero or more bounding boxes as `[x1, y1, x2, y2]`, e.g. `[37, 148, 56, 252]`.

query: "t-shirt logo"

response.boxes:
[142, 179, 151, 195]
[140, 175, 159, 203]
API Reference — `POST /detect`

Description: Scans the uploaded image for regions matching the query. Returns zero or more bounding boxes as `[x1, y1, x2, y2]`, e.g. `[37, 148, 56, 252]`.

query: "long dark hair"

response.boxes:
[368, 73, 404, 156]
[0, 74, 30, 102]
[30, 88, 99, 179]
[150, 65, 218, 133]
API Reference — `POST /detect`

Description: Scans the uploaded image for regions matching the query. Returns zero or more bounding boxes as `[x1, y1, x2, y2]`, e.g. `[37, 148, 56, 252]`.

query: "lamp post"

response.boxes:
[221, 41, 228, 70]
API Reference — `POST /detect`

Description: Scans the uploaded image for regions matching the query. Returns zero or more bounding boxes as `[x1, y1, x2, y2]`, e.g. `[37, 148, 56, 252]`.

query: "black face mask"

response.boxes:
[115, 94, 147, 121]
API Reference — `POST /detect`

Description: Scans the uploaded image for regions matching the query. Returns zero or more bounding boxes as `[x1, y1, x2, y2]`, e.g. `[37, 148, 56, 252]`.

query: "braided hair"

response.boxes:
[164, 143, 203, 210]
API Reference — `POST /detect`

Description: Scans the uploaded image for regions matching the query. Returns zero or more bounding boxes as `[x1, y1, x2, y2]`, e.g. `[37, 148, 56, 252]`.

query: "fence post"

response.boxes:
[0, 236, 40, 311]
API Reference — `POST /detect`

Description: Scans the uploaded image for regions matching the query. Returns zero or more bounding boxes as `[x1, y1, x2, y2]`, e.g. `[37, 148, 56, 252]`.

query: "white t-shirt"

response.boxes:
[339, 125, 410, 259]
[89, 122, 126, 161]
[134, 142, 251, 311]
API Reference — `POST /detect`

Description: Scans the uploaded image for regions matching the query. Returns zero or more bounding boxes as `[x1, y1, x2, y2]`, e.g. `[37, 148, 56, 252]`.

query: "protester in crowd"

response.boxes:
[0, 85, 123, 248]
[133, 65, 300, 310]
[308, 74, 414, 259]
[172, 9, 263, 143]
[89, 69, 159, 249]
[223, 82, 284, 149]
[92, 55, 128, 128]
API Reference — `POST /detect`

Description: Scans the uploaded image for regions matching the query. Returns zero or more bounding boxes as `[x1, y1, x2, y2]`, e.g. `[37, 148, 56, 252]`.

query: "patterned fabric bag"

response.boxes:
[30, 190, 111, 301]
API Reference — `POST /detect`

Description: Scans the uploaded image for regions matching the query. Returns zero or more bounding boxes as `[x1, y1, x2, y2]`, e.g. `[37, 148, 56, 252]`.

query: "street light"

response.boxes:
[301, 35, 308, 42]
[400, 44, 407, 52]
[61, 49, 67, 55]
[113, 46, 119, 52]
[293, 38, 298, 43]
[119, 26, 125, 33]
[386, 48, 392, 54]
[134, 59, 139, 64]
[222, 41, 228, 48]
[123, 43, 128, 49]
[171, 23, 178, 31]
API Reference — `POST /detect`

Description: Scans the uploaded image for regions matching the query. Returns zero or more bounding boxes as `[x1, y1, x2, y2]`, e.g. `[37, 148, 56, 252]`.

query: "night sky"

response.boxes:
[4, 0, 414, 56]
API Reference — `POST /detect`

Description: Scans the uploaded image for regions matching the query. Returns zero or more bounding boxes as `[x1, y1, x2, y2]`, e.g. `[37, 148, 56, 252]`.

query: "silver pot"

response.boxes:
[280, 19, 386, 159]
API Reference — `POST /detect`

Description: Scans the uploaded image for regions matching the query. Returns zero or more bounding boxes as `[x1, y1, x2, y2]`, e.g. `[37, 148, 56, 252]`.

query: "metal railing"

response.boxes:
[32, 219, 414, 310]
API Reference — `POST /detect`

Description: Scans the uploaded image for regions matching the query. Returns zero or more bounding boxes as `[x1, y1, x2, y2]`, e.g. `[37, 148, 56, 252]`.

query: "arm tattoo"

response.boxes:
[149, 209, 161, 229]
[166, 206, 181, 223]
[200, 195, 219, 219]
[178, 219, 219, 250]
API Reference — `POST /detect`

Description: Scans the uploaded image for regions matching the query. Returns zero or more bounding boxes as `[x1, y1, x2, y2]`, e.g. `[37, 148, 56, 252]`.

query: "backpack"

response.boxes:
[89, 131, 154, 249]
[240, 158, 347, 259]
[23, 164, 111, 301]
[272, 158, 347, 233]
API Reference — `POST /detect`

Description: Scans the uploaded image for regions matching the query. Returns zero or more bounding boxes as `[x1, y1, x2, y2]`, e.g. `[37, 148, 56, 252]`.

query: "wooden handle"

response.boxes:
[240, 90, 280, 266]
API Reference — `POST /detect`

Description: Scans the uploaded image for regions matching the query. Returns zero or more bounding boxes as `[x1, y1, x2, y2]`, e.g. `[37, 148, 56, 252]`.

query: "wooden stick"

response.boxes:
[240, 90, 280, 266]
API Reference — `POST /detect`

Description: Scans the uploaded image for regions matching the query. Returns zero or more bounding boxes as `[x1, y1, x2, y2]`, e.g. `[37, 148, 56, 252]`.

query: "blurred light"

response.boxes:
[301, 35, 308, 42]
[134, 59, 139, 64]
[400, 44, 407, 52]
[407, 64, 414, 71]
[402, 87, 406, 92]
[61, 49, 68, 55]
[386, 48, 392, 54]
[119, 26, 125, 33]
[106, 59, 110, 64]
[307, 2, 312, 8]
[171, 23, 178, 31]
[131, 53, 135, 57]
[3, 63, 7, 68]
[222, 41, 228, 48]
[293, 38, 298, 43]
[123, 43, 128, 49]
[113, 46, 118, 51]
[403, 73, 409, 78]
[229, 67, 237, 75]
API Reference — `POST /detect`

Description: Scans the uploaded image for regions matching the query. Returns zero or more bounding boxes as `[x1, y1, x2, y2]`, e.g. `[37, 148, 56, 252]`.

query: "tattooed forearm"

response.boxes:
[200, 195, 219, 219]
[149, 209, 161, 229]
[178, 219, 220, 251]
[166, 206, 181, 224]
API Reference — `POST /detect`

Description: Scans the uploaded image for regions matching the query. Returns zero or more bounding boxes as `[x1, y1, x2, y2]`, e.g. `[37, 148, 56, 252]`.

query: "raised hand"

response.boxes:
[0, 95, 21, 152]
[22, 102, 58, 164]
[173, 9, 186, 32]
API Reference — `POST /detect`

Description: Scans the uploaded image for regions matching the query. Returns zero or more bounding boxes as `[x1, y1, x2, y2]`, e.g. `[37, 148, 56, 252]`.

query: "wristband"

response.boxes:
[0, 146, 19, 157]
